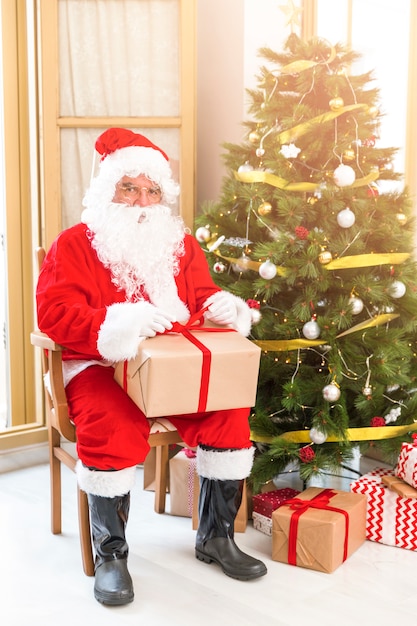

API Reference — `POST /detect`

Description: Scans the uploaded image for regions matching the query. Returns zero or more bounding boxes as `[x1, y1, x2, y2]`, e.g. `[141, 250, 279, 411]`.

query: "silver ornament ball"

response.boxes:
[322, 383, 341, 402]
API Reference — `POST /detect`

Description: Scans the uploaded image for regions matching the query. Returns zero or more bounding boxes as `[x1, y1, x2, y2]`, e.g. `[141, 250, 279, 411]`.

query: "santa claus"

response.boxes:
[36, 128, 267, 606]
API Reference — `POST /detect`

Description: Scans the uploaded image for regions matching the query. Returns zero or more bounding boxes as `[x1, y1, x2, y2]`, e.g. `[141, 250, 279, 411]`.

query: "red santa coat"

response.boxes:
[36, 223, 253, 471]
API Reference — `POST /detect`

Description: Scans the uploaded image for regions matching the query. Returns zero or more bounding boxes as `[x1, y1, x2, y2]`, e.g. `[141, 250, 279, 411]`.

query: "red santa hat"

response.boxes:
[95, 127, 169, 162]
[83, 127, 180, 209]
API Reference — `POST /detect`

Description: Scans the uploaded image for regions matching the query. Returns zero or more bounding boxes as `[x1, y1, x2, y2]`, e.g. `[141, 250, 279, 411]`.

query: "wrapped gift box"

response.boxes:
[272, 487, 367, 573]
[381, 473, 417, 499]
[253, 488, 300, 517]
[395, 442, 417, 489]
[253, 512, 273, 536]
[114, 328, 261, 417]
[350, 468, 417, 551]
[252, 488, 300, 535]
[169, 448, 197, 517]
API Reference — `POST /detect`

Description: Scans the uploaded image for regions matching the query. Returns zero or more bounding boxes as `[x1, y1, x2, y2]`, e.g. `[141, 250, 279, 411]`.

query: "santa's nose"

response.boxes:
[127, 189, 150, 207]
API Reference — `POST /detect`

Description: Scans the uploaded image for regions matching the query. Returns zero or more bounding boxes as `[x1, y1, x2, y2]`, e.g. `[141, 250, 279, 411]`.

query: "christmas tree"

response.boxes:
[195, 34, 417, 492]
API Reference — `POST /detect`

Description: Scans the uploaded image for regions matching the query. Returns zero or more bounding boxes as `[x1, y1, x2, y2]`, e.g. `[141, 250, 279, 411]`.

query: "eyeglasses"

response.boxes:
[116, 183, 162, 202]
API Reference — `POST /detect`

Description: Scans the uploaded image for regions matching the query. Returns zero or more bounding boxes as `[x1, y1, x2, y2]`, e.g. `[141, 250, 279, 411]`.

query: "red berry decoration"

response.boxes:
[295, 226, 309, 240]
[299, 446, 315, 463]
[370, 416, 386, 427]
[246, 298, 260, 309]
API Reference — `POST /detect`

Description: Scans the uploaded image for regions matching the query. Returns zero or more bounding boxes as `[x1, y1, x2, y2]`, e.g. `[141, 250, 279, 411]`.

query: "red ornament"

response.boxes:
[295, 226, 309, 240]
[363, 135, 376, 147]
[370, 416, 386, 427]
[246, 298, 260, 309]
[367, 184, 379, 198]
[299, 446, 315, 463]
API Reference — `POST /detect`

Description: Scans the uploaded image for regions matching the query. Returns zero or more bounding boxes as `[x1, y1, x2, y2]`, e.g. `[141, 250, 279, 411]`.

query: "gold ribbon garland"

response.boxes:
[234, 167, 380, 192]
[250, 421, 417, 445]
[254, 313, 400, 352]
[280, 45, 337, 75]
[277, 103, 369, 145]
[212, 249, 408, 278]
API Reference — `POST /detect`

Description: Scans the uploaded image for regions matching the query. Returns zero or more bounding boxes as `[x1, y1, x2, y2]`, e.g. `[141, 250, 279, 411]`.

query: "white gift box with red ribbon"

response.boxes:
[350, 468, 417, 551]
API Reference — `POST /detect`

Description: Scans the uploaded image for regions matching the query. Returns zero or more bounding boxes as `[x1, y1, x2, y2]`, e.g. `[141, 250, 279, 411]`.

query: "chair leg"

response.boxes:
[154, 444, 169, 514]
[49, 425, 62, 535]
[77, 486, 95, 576]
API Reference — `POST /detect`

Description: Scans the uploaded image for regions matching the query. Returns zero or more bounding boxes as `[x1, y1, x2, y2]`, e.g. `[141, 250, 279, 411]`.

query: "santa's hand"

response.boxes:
[138, 303, 175, 337]
[204, 292, 238, 326]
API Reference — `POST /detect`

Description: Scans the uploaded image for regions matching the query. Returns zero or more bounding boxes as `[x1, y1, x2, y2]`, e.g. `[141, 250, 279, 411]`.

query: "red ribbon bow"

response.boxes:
[164, 307, 233, 413]
[283, 488, 350, 566]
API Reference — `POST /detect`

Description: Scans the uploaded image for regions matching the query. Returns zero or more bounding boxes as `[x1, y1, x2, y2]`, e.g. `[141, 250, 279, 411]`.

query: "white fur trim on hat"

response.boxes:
[83, 145, 180, 210]
[196, 446, 254, 480]
[97, 301, 154, 361]
[76, 460, 136, 497]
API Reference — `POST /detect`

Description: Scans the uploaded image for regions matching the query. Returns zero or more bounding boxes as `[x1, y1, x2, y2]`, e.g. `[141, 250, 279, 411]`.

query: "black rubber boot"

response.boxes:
[88, 493, 134, 605]
[195, 478, 267, 580]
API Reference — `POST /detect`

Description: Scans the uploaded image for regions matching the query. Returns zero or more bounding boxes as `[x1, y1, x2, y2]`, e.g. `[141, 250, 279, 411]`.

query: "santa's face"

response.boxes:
[112, 174, 162, 207]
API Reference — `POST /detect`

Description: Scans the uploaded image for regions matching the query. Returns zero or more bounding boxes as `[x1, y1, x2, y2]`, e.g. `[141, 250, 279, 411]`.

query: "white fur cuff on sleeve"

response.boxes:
[97, 301, 153, 362]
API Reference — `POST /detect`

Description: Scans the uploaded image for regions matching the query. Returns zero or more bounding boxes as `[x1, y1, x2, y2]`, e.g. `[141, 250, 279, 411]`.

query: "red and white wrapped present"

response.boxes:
[350, 468, 417, 551]
[395, 441, 417, 489]
[252, 488, 300, 536]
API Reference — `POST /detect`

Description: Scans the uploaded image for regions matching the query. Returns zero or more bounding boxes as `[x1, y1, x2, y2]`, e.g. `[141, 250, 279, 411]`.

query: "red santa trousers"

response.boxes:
[65, 364, 252, 470]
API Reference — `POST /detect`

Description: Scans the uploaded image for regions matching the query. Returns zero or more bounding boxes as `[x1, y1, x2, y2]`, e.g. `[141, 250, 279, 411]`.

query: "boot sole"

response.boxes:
[94, 590, 134, 606]
[195, 548, 267, 581]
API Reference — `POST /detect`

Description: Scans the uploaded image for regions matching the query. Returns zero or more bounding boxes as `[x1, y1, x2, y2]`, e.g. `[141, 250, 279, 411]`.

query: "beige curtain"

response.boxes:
[58, 0, 180, 228]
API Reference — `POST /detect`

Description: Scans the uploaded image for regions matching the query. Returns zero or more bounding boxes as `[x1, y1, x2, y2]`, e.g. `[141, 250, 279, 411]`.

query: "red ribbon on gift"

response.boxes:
[122, 307, 233, 414]
[167, 308, 235, 413]
[283, 488, 350, 566]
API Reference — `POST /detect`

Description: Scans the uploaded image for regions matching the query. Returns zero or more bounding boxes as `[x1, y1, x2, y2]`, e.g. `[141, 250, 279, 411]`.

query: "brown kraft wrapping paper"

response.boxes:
[114, 329, 261, 418]
[381, 473, 417, 499]
[272, 487, 367, 573]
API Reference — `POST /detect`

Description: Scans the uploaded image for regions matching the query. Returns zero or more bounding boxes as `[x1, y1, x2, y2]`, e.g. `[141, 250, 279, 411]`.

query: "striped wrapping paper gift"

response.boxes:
[350, 468, 417, 551]
[395, 442, 417, 489]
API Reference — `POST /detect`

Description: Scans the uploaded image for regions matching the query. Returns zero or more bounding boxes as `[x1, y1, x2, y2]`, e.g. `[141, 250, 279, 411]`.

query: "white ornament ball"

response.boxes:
[195, 226, 211, 243]
[259, 260, 277, 280]
[337, 207, 356, 228]
[322, 383, 341, 402]
[333, 164, 356, 187]
[213, 262, 226, 274]
[309, 427, 327, 445]
[302, 320, 321, 340]
[238, 162, 253, 173]
[349, 296, 364, 315]
[232, 254, 250, 273]
[389, 280, 406, 299]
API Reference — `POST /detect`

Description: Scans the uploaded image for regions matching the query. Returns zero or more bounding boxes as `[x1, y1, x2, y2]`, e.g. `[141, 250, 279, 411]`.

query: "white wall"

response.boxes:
[196, 0, 291, 209]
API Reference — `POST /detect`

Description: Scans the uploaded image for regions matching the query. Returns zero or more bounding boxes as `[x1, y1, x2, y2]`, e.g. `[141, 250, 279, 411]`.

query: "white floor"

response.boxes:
[2, 453, 416, 626]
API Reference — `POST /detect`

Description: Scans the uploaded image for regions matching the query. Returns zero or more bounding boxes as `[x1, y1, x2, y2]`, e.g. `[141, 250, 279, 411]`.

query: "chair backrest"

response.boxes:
[32, 247, 76, 442]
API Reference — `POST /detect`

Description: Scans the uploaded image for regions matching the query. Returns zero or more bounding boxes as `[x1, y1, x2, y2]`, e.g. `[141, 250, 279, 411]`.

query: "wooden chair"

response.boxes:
[31, 247, 183, 576]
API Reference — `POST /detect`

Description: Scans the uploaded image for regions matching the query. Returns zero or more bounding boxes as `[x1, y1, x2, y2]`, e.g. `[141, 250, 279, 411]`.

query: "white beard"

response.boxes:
[81, 202, 190, 321]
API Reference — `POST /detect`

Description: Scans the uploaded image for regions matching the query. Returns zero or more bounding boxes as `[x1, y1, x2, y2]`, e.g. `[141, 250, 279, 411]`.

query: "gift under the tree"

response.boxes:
[395, 441, 417, 489]
[381, 473, 417, 499]
[252, 488, 300, 536]
[168, 448, 197, 517]
[272, 487, 367, 573]
[114, 325, 261, 417]
[350, 467, 417, 551]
